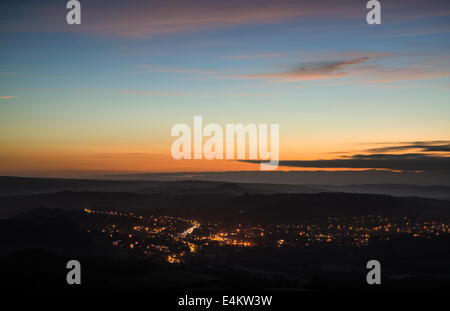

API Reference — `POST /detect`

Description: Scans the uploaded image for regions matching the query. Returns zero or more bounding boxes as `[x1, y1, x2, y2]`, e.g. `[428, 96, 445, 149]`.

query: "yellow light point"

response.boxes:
[130, 244, 134, 249]
[187, 242, 197, 253]
[211, 235, 225, 242]
[167, 255, 180, 264]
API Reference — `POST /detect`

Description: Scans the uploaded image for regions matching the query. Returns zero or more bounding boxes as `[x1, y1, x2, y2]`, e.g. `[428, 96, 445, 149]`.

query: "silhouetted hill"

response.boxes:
[0, 249, 211, 290]
[0, 176, 321, 197]
[319, 184, 450, 200]
[1, 191, 448, 223]
[0, 191, 184, 218]
[0, 207, 120, 256]
[0, 176, 164, 196]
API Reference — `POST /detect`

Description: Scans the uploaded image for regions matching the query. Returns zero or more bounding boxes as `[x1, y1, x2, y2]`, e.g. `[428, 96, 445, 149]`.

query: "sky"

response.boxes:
[0, 0, 449, 178]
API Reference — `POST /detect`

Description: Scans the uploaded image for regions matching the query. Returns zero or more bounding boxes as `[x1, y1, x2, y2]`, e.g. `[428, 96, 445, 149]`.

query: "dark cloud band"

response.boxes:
[242, 153, 450, 171]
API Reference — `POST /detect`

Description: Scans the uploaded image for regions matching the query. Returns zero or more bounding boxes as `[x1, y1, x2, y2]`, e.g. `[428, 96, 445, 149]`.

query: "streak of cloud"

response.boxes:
[135, 65, 218, 74]
[234, 54, 450, 83]
[365, 141, 450, 153]
[242, 153, 450, 171]
[2, 0, 449, 38]
[235, 57, 370, 82]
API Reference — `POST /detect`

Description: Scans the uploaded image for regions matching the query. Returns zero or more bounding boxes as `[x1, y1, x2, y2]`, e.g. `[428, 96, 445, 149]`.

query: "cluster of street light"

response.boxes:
[84, 209, 449, 263]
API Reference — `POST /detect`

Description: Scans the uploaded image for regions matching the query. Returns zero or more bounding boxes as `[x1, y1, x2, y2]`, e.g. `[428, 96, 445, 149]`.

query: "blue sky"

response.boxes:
[1, 0, 449, 176]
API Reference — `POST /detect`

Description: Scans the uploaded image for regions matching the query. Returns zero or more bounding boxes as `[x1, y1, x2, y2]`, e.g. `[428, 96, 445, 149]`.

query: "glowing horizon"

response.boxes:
[1, 0, 449, 177]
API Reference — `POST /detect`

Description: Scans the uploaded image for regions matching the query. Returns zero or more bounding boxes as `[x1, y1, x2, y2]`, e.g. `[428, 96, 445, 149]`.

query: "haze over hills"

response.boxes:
[1, 176, 449, 199]
[1, 176, 449, 222]
[103, 170, 450, 186]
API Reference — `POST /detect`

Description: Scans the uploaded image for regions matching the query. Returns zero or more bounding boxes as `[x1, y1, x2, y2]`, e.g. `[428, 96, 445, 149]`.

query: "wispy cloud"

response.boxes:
[365, 141, 450, 153]
[243, 139, 450, 171]
[235, 56, 371, 82]
[83, 87, 274, 98]
[243, 153, 450, 172]
[233, 52, 450, 83]
[1, 0, 450, 38]
[358, 66, 450, 83]
[225, 53, 286, 60]
[135, 65, 218, 74]
[0, 96, 16, 99]
[0, 0, 341, 37]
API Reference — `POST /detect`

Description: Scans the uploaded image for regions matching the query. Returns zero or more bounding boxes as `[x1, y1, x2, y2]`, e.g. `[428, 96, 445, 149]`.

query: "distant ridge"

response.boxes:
[1, 176, 449, 199]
